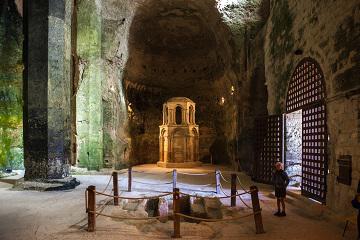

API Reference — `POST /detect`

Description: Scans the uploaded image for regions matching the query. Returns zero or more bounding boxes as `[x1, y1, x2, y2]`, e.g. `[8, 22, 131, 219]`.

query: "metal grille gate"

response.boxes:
[254, 115, 283, 184]
[286, 58, 327, 203]
[302, 103, 327, 202]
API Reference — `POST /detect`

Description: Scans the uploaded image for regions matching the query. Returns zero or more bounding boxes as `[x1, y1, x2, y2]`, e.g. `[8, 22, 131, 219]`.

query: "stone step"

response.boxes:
[111, 193, 225, 223]
[203, 197, 223, 219]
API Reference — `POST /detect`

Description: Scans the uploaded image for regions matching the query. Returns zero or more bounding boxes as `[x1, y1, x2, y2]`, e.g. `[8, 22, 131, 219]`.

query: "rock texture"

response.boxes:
[23, 0, 73, 180]
[0, 0, 24, 170]
[72, 0, 255, 169]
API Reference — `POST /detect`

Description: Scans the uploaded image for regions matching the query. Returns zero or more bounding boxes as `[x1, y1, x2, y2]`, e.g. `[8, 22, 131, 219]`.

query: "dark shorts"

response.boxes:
[275, 187, 286, 198]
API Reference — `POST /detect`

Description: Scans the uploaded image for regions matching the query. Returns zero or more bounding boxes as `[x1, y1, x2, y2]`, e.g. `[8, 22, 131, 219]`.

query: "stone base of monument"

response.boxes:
[156, 161, 202, 168]
[13, 177, 80, 191]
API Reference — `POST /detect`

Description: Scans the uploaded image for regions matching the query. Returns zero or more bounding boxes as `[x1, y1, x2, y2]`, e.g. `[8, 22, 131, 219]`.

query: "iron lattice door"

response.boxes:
[301, 103, 327, 203]
[254, 115, 283, 184]
[286, 57, 328, 203]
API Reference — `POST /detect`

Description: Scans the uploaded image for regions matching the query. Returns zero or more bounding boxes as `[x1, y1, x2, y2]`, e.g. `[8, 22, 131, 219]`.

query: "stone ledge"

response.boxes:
[13, 177, 80, 191]
[157, 161, 202, 168]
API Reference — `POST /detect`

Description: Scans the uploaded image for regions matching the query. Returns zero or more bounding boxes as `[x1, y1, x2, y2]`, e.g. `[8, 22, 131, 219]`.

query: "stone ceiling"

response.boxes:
[124, 0, 232, 91]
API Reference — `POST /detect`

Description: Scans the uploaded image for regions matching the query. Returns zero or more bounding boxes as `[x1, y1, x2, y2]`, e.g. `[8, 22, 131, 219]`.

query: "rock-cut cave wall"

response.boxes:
[0, 0, 24, 170]
[243, 0, 360, 212]
[124, 0, 240, 166]
[74, 0, 249, 169]
[1, 0, 258, 171]
[264, 0, 360, 213]
[0, 0, 270, 172]
[75, 0, 131, 170]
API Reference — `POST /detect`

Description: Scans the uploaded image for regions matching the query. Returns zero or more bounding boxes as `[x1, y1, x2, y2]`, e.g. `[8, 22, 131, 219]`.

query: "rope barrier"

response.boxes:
[132, 170, 173, 175]
[177, 172, 212, 176]
[86, 177, 265, 235]
[132, 180, 173, 185]
[176, 182, 215, 187]
[89, 211, 169, 220]
[219, 182, 230, 197]
[178, 188, 217, 194]
[236, 175, 250, 193]
[217, 182, 253, 209]
[179, 190, 249, 199]
[96, 197, 113, 211]
[175, 211, 261, 222]
[219, 171, 230, 183]
[93, 190, 173, 200]
[95, 197, 113, 218]
[98, 174, 113, 195]
[218, 185, 250, 199]
[236, 191, 253, 209]
[217, 170, 249, 193]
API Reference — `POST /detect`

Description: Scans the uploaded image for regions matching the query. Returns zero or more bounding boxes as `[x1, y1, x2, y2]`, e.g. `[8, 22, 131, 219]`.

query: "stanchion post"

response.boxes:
[172, 188, 181, 238]
[87, 185, 96, 232]
[112, 171, 119, 206]
[250, 185, 264, 234]
[172, 169, 177, 189]
[128, 166, 132, 192]
[215, 170, 220, 194]
[231, 173, 237, 207]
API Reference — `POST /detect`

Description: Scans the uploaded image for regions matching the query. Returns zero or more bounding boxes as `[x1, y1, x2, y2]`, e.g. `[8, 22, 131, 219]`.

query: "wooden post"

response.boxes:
[172, 169, 177, 189]
[112, 171, 119, 206]
[172, 188, 181, 238]
[128, 166, 132, 192]
[231, 173, 237, 207]
[215, 170, 220, 194]
[250, 186, 265, 234]
[87, 185, 96, 232]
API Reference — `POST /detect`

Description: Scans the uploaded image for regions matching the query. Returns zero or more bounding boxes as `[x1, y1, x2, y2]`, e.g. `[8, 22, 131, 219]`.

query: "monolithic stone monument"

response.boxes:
[157, 97, 200, 168]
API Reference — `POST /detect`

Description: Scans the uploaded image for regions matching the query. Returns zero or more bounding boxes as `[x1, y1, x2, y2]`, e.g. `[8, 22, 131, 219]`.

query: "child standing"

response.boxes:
[272, 161, 289, 217]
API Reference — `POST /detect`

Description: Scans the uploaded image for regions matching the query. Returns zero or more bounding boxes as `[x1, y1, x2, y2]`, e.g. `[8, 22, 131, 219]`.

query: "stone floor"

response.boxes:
[0, 164, 357, 239]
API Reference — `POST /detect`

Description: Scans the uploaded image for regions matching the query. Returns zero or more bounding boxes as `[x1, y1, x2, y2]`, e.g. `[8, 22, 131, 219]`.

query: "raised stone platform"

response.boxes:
[156, 161, 202, 168]
[14, 177, 80, 191]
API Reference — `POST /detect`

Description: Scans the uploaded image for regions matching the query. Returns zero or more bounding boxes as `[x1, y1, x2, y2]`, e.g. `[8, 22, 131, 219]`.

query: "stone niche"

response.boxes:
[157, 97, 201, 168]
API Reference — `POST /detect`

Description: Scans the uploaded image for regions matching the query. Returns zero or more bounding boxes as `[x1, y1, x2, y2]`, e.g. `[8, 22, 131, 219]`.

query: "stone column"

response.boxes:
[23, 0, 74, 181]
[181, 108, 186, 124]
[76, 0, 103, 170]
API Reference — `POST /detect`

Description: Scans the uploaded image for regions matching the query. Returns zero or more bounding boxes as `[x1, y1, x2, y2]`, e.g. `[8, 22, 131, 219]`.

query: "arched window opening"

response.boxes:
[175, 106, 182, 125]
[189, 105, 194, 124]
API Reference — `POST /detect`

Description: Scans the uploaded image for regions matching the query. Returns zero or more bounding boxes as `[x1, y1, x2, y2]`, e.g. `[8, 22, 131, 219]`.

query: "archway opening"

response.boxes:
[285, 109, 302, 189]
[175, 106, 182, 125]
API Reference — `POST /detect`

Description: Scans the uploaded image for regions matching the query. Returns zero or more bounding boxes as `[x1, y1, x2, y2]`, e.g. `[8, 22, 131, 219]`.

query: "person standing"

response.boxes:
[272, 161, 290, 217]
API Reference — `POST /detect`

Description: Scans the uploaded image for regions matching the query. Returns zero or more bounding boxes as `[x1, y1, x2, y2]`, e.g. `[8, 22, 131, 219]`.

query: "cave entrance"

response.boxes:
[285, 109, 302, 189]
